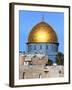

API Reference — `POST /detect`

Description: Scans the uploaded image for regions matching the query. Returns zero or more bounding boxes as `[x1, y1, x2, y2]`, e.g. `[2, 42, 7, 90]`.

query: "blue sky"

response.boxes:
[19, 10, 64, 53]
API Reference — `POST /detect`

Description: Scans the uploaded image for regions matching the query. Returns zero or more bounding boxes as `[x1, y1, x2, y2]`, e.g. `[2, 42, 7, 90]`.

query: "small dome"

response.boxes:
[28, 21, 58, 43]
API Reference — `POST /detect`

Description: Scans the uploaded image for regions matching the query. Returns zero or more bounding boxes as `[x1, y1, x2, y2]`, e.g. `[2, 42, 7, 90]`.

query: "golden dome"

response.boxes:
[28, 22, 58, 43]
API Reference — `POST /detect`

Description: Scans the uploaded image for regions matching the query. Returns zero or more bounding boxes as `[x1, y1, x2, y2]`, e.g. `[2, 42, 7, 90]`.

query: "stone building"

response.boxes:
[27, 21, 59, 63]
[19, 54, 64, 79]
[19, 20, 64, 79]
[19, 53, 25, 65]
[19, 54, 48, 66]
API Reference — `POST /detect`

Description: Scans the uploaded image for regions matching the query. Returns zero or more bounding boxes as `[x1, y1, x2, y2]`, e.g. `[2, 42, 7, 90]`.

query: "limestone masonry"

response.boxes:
[19, 54, 64, 79]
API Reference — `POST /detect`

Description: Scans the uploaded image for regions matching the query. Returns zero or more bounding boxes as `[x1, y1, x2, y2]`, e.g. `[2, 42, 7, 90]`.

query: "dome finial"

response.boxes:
[42, 15, 44, 21]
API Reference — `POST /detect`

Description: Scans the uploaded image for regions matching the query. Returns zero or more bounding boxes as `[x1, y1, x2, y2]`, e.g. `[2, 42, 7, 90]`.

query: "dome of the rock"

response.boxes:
[28, 22, 58, 43]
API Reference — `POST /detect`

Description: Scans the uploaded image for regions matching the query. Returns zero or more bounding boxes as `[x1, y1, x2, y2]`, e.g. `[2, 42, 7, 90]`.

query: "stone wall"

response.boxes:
[19, 54, 25, 65]
[19, 54, 48, 65]
[32, 55, 48, 65]
[19, 65, 64, 79]
[19, 54, 64, 79]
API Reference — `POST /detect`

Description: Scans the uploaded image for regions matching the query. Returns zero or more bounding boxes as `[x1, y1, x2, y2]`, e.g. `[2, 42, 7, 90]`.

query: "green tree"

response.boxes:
[46, 59, 53, 66]
[56, 52, 64, 65]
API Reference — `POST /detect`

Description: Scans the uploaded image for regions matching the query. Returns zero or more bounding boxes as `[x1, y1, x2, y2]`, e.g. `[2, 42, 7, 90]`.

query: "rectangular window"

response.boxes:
[46, 45, 48, 49]
[34, 45, 36, 50]
[40, 45, 42, 49]
[28, 45, 32, 50]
